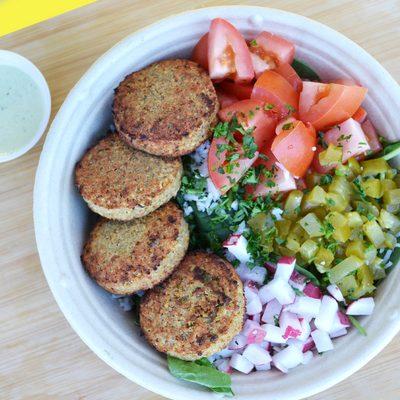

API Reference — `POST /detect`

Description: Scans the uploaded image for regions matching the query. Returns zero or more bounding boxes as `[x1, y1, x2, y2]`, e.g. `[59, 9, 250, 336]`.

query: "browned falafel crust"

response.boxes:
[82, 202, 189, 295]
[140, 251, 245, 360]
[75, 133, 182, 220]
[113, 59, 219, 157]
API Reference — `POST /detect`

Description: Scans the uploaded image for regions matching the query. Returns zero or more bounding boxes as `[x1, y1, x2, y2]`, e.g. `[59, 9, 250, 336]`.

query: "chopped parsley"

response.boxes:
[282, 122, 294, 131]
[250, 39, 258, 47]
[264, 103, 275, 110]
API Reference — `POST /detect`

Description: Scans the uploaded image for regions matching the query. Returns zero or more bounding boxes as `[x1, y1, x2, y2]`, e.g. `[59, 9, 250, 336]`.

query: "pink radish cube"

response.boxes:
[311, 329, 334, 352]
[264, 278, 296, 305]
[301, 351, 314, 365]
[245, 266, 267, 285]
[262, 299, 283, 324]
[285, 296, 321, 318]
[302, 336, 315, 353]
[214, 358, 232, 373]
[251, 313, 261, 324]
[228, 334, 247, 350]
[289, 270, 307, 291]
[215, 348, 235, 358]
[329, 311, 351, 334]
[258, 284, 275, 304]
[330, 328, 348, 338]
[223, 234, 250, 263]
[272, 345, 303, 371]
[255, 363, 271, 371]
[297, 319, 311, 341]
[327, 284, 345, 302]
[242, 344, 272, 365]
[324, 118, 371, 162]
[261, 324, 287, 344]
[244, 283, 258, 302]
[247, 296, 263, 315]
[230, 353, 254, 374]
[303, 283, 322, 299]
[275, 256, 296, 282]
[362, 119, 382, 154]
[279, 311, 302, 339]
[346, 297, 375, 316]
[314, 296, 338, 332]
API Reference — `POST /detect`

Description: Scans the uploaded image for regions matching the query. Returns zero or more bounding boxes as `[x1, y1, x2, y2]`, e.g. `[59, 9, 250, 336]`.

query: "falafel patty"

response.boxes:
[140, 251, 245, 361]
[82, 202, 189, 294]
[75, 133, 182, 220]
[113, 59, 219, 157]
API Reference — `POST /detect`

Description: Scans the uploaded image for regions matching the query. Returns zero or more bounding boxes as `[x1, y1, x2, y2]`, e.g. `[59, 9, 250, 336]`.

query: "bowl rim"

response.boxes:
[0, 50, 51, 163]
[34, 5, 400, 400]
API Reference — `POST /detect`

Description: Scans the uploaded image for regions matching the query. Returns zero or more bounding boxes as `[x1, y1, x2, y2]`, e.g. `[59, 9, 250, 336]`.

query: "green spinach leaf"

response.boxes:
[291, 59, 321, 82]
[167, 356, 234, 396]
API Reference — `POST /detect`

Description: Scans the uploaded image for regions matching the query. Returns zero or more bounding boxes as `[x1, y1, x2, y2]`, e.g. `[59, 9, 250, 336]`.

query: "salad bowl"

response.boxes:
[34, 6, 400, 400]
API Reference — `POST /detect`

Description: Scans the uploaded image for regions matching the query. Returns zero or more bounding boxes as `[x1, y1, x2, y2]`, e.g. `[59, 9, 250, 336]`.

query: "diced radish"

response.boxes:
[286, 338, 305, 349]
[311, 329, 334, 352]
[297, 319, 311, 341]
[247, 296, 263, 315]
[265, 262, 277, 274]
[330, 328, 348, 338]
[346, 297, 375, 316]
[261, 324, 287, 344]
[285, 296, 321, 318]
[337, 311, 351, 326]
[279, 311, 302, 339]
[275, 256, 296, 282]
[258, 284, 275, 304]
[289, 270, 307, 291]
[235, 263, 252, 281]
[264, 278, 296, 305]
[327, 284, 345, 302]
[324, 118, 371, 162]
[301, 351, 314, 365]
[314, 296, 338, 332]
[230, 353, 254, 374]
[262, 299, 283, 324]
[362, 119, 382, 154]
[244, 282, 259, 302]
[215, 348, 235, 358]
[242, 344, 272, 365]
[272, 345, 303, 371]
[302, 336, 315, 352]
[303, 283, 322, 299]
[328, 311, 351, 334]
[245, 266, 267, 285]
[255, 363, 271, 371]
[214, 358, 232, 373]
[261, 340, 271, 351]
[251, 313, 261, 324]
[243, 320, 266, 344]
[228, 334, 247, 350]
[223, 234, 251, 263]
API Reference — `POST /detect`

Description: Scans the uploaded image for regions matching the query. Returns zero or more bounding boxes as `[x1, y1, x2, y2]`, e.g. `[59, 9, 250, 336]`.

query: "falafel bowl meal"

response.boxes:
[70, 16, 400, 396]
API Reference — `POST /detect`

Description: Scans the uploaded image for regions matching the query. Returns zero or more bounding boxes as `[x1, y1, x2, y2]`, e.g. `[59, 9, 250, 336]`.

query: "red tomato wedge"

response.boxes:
[251, 70, 299, 119]
[208, 137, 258, 194]
[216, 88, 238, 108]
[249, 31, 295, 77]
[362, 119, 382, 154]
[208, 18, 254, 82]
[353, 106, 367, 124]
[275, 63, 303, 92]
[247, 148, 296, 197]
[218, 81, 253, 100]
[299, 82, 367, 130]
[271, 119, 317, 177]
[219, 99, 277, 150]
[192, 33, 209, 70]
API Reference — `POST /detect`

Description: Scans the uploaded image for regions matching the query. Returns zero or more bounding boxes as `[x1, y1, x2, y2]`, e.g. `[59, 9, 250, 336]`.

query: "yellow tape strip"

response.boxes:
[0, 0, 98, 37]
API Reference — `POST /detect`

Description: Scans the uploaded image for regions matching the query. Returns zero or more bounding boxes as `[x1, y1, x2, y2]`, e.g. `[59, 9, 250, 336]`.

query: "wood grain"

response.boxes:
[0, 1, 399, 399]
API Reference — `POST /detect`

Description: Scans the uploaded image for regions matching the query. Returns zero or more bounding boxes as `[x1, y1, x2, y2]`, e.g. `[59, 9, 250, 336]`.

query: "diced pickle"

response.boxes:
[248, 212, 268, 232]
[306, 172, 324, 188]
[361, 158, 390, 176]
[314, 247, 334, 273]
[384, 232, 397, 249]
[329, 176, 353, 201]
[325, 192, 347, 212]
[284, 190, 303, 221]
[286, 237, 301, 253]
[381, 179, 396, 195]
[345, 240, 365, 259]
[347, 212, 364, 228]
[307, 186, 327, 207]
[288, 223, 309, 243]
[299, 213, 324, 237]
[387, 168, 397, 180]
[383, 189, 400, 207]
[313, 207, 328, 220]
[319, 144, 342, 166]
[326, 212, 351, 242]
[276, 219, 292, 238]
[364, 244, 378, 265]
[378, 209, 400, 233]
[369, 257, 386, 280]
[299, 239, 318, 261]
[361, 178, 381, 198]
[348, 157, 362, 175]
[337, 275, 358, 297]
[335, 164, 353, 178]
[363, 220, 385, 248]
[275, 243, 296, 257]
[353, 265, 375, 298]
[327, 256, 364, 283]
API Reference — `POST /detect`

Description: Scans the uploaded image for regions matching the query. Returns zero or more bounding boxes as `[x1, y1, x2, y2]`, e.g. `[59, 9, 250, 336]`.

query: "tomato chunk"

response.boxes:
[362, 119, 382, 154]
[251, 70, 299, 119]
[192, 33, 209, 70]
[249, 31, 295, 77]
[353, 106, 367, 124]
[218, 81, 253, 100]
[324, 118, 371, 162]
[208, 137, 258, 194]
[219, 99, 277, 150]
[275, 63, 302, 92]
[216, 88, 238, 108]
[271, 118, 316, 177]
[208, 18, 254, 82]
[299, 82, 367, 130]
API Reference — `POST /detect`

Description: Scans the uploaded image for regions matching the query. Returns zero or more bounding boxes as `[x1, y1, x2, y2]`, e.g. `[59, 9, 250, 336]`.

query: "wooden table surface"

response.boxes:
[1, 0, 399, 399]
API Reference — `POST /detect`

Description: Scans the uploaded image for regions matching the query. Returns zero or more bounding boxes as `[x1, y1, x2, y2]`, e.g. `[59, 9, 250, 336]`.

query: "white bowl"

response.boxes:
[0, 50, 51, 163]
[34, 6, 400, 400]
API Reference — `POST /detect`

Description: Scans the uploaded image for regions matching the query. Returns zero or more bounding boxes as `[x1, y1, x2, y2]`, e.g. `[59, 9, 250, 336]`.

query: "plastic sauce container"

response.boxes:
[0, 50, 51, 162]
